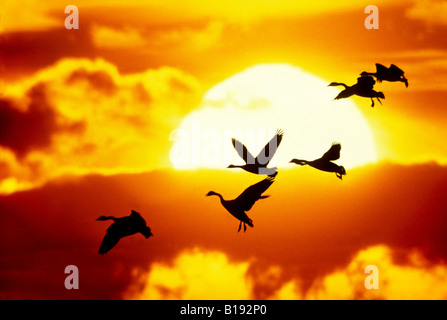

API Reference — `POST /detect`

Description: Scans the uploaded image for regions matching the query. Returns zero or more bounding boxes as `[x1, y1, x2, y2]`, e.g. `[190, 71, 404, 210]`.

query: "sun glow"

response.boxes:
[170, 64, 377, 170]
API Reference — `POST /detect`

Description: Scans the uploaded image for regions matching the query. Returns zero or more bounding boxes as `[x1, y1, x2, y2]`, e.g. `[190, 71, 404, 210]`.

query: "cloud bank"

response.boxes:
[0, 58, 202, 194]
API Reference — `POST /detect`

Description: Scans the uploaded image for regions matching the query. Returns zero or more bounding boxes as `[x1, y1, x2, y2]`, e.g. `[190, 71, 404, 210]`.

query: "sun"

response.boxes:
[169, 64, 377, 170]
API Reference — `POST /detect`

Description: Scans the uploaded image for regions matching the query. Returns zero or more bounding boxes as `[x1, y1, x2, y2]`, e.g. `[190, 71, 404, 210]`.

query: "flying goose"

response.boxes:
[206, 176, 275, 232]
[361, 63, 408, 88]
[290, 143, 346, 180]
[228, 129, 283, 176]
[96, 210, 153, 254]
[328, 75, 385, 107]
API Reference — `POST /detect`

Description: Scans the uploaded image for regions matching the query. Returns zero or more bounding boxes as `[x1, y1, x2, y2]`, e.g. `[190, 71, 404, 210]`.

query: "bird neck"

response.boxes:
[98, 216, 117, 221]
[330, 82, 348, 89]
[211, 192, 225, 203]
[228, 164, 245, 168]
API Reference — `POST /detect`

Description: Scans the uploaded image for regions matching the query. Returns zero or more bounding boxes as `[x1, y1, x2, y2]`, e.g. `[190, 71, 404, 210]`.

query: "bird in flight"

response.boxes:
[228, 129, 284, 176]
[96, 210, 153, 255]
[328, 75, 385, 107]
[361, 63, 408, 88]
[290, 143, 346, 180]
[206, 176, 275, 232]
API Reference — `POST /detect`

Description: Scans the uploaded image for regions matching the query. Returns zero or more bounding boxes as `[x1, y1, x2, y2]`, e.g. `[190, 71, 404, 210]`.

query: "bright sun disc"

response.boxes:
[170, 64, 377, 170]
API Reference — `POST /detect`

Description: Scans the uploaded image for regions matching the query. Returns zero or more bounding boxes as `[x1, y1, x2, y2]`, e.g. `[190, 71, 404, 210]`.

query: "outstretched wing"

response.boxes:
[98, 229, 121, 255]
[357, 75, 375, 90]
[321, 143, 341, 161]
[375, 63, 388, 75]
[232, 138, 256, 164]
[255, 129, 284, 165]
[389, 64, 405, 76]
[235, 176, 275, 211]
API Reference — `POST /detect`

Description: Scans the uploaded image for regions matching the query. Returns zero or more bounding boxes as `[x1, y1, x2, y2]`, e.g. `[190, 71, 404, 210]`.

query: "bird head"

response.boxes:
[227, 164, 238, 168]
[142, 226, 153, 238]
[206, 191, 218, 197]
[377, 92, 385, 99]
[337, 166, 347, 180]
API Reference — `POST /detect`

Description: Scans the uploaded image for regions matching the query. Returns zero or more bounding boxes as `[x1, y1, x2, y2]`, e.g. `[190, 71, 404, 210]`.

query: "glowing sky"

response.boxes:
[1, 0, 447, 300]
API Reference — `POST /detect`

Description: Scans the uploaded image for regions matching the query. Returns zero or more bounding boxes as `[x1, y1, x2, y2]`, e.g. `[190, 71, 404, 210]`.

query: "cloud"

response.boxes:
[0, 58, 202, 194]
[406, 0, 447, 26]
[1, 0, 404, 34]
[91, 25, 148, 49]
[305, 245, 447, 300]
[0, 83, 85, 157]
[125, 248, 252, 299]
[127, 245, 447, 300]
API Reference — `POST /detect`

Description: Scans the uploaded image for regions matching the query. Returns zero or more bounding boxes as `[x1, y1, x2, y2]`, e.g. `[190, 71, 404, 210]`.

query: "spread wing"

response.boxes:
[375, 63, 388, 74]
[357, 76, 375, 90]
[389, 64, 405, 76]
[321, 143, 341, 161]
[232, 138, 256, 164]
[98, 227, 121, 255]
[235, 177, 275, 211]
[255, 129, 284, 165]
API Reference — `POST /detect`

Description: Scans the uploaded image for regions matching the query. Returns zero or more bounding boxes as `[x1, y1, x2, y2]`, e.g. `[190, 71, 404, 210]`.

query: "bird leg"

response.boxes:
[238, 221, 242, 232]
[370, 98, 375, 108]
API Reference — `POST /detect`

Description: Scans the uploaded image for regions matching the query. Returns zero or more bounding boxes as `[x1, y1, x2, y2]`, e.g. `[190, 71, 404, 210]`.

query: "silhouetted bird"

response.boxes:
[228, 129, 283, 176]
[361, 63, 408, 88]
[96, 210, 153, 255]
[206, 176, 275, 232]
[328, 75, 385, 107]
[290, 143, 346, 180]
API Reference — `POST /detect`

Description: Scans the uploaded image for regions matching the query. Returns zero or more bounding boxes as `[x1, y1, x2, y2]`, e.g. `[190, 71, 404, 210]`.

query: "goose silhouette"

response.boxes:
[96, 210, 153, 255]
[328, 75, 385, 107]
[361, 63, 408, 88]
[228, 129, 283, 176]
[206, 176, 275, 232]
[290, 143, 346, 180]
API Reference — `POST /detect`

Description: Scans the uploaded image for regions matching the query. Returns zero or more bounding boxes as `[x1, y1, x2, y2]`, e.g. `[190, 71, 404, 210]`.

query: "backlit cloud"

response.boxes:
[126, 248, 252, 300]
[127, 246, 447, 300]
[0, 58, 202, 194]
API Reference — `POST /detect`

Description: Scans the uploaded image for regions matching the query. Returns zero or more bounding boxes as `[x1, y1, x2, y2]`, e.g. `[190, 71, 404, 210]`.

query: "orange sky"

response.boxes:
[1, 0, 447, 299]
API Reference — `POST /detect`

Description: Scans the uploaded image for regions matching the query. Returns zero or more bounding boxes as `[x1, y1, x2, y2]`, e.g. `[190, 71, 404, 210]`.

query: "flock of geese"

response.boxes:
[96, 63, 408, 254]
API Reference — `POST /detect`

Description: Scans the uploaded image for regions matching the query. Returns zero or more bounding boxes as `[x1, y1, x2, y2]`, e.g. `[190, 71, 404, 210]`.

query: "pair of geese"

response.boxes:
[330, 63, 408, 107]
[96, 131, 344, 254]
[97, 62, 409, 254]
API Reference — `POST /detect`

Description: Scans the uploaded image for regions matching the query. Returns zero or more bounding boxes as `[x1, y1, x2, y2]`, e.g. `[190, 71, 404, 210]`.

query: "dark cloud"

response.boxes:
[66, 68, 118, 95]
[1, 27, 95, 80]
[0, 83, 85, 158]
[0, 163, 446, 298]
